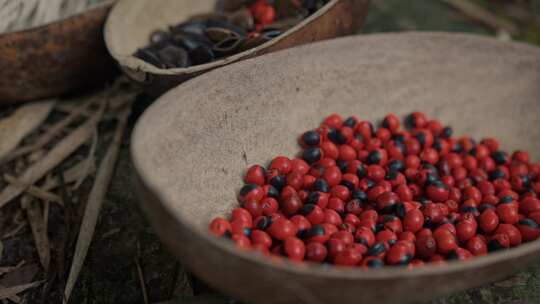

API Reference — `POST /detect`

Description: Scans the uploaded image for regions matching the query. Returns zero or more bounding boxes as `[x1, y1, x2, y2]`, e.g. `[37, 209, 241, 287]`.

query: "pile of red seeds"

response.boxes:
[209, 112, 540, 268]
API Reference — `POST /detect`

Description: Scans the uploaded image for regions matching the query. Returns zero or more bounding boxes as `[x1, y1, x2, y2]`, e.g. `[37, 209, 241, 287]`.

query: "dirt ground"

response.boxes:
[1, 1, 539, 303]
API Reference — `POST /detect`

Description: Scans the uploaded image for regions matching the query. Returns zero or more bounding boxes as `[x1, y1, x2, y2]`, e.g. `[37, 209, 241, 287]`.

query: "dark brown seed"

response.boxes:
[134, 48, 165, 68]
[156, 45, 190, 68]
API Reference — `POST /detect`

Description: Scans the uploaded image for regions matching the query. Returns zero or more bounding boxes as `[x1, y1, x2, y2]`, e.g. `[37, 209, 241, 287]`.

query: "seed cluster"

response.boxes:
[209, 112, 540, 268]
[134, 0, 328, 69]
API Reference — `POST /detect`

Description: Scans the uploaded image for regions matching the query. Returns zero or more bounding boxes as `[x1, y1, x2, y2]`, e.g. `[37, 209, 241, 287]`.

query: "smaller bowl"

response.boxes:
[104, 0, 370, 97]
[0, 0, 117, 106]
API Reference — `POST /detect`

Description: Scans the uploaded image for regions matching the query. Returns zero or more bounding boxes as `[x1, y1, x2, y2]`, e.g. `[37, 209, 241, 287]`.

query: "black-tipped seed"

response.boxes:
[388, 159, 405, 172]
[367, 150, 382, 165]
[269, 175, 286, 191]
[299, 204, 316, 216]
[313, 179, 330, 193]
[336, 159, 348, 173]
[367, 242, 386, 256]
[302, 147, 322, 164]
[302, 130, 320, 146]
[343, 117, 357, 128]
[478, 204, 495, 212]
[491, 151, 508, 165]
[352, 189, 368, 202]
[239, 184, 258, 196]
[442, 126, 452, 138]
[328, 129, 348, 145]
[367, 258, 385, 268]
[460, 206, 478, 214]
[499, 196, 514, 204]
[519, 218, 540, 229]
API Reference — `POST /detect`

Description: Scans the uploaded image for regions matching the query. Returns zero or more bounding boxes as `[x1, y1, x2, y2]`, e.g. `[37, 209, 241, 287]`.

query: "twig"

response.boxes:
[3, 175, 63, 205]
[41, 157, 96, 191]
[135, 242, 149, 304]
[2, 222, 27, 239]
[21, 196, 50, 272]
[442, 0, 519, 35]
[0, 280, 44, 300]
[73, 128, 98, 190]
[0, 100, 56, 161]
[0, 97, 96, 165]
[0, 102, 105, 209]
[63, 108, 130, 303]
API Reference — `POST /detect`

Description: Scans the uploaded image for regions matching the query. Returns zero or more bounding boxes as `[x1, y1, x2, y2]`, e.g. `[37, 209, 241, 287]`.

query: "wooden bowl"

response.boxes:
[0, 0, 117, 106]
[104, 0, 370, 97]
[131, 32, 540, 304]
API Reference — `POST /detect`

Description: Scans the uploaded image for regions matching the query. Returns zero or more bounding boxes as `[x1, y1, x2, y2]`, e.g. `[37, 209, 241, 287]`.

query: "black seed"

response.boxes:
[243, 227, 252, 237]
[522, 175, 531, 187]
[426, 174, 439, 186]
[356, 238, 368, 246]
[269, 175, 286, 191]
[266, 185, 279, 198]
[388, 159, 405, 172]
[366, 179, 376, 189]
[386, 170, 399, 181]
[433, 139, 442, 151]
[299, 204, 315, 216]
[491, 151, 508, 165]
[306, 192, 320, 205]
[418, 197, 430, 205]
[302, 147, 322, 164]
[313, 179, 330, 193]
[367, 150, 382, 164]
[460, 206, 478, 214]
[340, 180, 355, 191]
[343, 116, 357, 128]
[356, 164, 367, 179]
[367, 258, 385, 268]
[367, 242, 386, 256]
[256, 216, 272, 230]
[499, 195, 514, 204]
[222, 231, 232, 239]
[303, 225, 325, 239]
[239, 184, 257, 196]
[489, 169, 506, 181]
[381, 204, 397, 214]
[134, 48, 166, 68]
[478, 204, 495, 212]
[416, 132, 426, 147]
[328, 128, 348, 145]
[447, 250, 459, 260]
[375, 223, 384, 233]
[352, 190, 368, 202]
[519, 218, 539, 229]
[452, 142, 463, 153]
[336, 160, 348, 173]
[302, 130, 320, 146]
[487, 239, 504, 252]
[405, 114, 416, 129]
[392, 134, 405, 143]
[395, 203, 406, 219]
[442, 127, 453, 138]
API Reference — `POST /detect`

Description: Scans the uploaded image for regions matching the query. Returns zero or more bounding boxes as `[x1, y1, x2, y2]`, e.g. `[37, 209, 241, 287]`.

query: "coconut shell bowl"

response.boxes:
[131, 32, 540, 304]
[0, 0, 116, 106]
[104, 0, 370, 97]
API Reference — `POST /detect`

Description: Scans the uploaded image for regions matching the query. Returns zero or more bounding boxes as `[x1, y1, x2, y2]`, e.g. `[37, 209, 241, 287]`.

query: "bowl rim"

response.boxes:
[131, 31, 540, 280]
[0, 0, 115, 37]
[104, 0, 340, 76]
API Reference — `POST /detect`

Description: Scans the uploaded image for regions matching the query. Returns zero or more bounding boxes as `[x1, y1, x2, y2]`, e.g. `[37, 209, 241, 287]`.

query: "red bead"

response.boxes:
[495, 224, 522, 247]
[434, 229, 457, 254]
[324, 209, 342, 226]
[403, 209, 424, 233]
[209, 217, 231, 237]
[290, 215, 311, 232]
[326, 238, 346, 258]
[232, 234, 251, 249]
[520, 197, 540, 215]
[245, 165, 266, 186]
[479, 208, 499, 233]
[286, 171, 304, 191]
[344, 213, 361, 226]
[456, 219, 477, 243]
[382, 114, 400, 132]
[517, 216, 540, 241]
[323, 166, 342, 187]
[376, 229, 397, 245]
[386, 243, 411, 265]
[238, 184, 264, 203]
[416, 235, 437, 258]
[320, 141, 339, 160]
[327, 197, 344, 213]
[405, 155, 421, 169]
[268, 218, 297, 241]
[301, 204, 325, 225]
[466, 236, 487, 256]
[231, 208, 253, 226]
[305, 242, 328, 263]
[281, 195, 303, 216]
[284, 237, 305, 261]
[355, 226, 376, 247]
[399, 231, 416, 243]
[407, 112, 428, 129]
[334, 247, 363, 266]
[270, 156, 292, 175]
[331, 231, 354, 245]
[330, 185, 350, 201]
[367, 165, 386, 182]
[322, 113, 343, 129]
[426, 184, 449, 202]
[497, 203, 519, 224]
[251, 230, 273, 248]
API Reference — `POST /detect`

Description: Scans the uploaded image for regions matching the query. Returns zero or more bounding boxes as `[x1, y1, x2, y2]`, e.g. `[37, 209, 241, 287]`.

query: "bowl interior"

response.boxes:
[133, 32, 540, 236]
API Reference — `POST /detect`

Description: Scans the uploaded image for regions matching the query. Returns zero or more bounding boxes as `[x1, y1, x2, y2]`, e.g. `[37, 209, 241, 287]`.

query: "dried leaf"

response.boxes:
[22, 197, 50, 272]
[0, 100, 55, 161]
[0, 280, 44, 300]
[63, 109, 130, 303]
[0, 102, 105, 209]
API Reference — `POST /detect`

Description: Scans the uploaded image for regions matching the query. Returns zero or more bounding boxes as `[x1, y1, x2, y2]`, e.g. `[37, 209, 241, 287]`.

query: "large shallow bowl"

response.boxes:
[104, 0, 369, 97]
[0, 0, 117, 106]
[131, 32, 540, 304]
